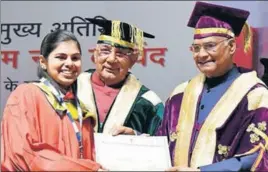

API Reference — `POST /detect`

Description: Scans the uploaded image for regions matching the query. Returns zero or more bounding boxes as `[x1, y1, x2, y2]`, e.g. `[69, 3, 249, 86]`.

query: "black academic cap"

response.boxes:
[86, 18, 154, 53]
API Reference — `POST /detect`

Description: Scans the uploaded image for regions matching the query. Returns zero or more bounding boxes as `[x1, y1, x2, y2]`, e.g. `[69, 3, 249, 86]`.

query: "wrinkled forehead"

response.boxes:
[97, 43, 133, 51]
[193, 36, 227, 44]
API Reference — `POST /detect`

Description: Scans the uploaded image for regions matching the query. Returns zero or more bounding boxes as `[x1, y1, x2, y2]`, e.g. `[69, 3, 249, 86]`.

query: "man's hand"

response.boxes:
[165, 166, 200, 171]
[98, 165, 109, 171]
[110, 125, 136, 136]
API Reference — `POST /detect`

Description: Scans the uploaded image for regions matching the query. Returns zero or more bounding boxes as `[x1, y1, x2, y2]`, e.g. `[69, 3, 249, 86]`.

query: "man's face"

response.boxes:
[191, 36, 236, 78]
[94, 43, 136, 84]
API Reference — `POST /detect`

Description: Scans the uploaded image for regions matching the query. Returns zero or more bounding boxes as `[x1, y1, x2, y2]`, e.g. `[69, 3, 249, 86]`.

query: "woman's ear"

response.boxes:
[39, 55, 47, 70]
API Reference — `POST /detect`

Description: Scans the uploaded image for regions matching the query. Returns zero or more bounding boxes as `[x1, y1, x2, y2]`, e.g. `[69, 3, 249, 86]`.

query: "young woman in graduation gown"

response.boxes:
[1, 30, 106, 171]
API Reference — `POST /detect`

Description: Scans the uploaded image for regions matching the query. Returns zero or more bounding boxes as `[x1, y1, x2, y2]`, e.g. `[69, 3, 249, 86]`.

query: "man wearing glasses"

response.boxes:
[77, 18, 164, 136]
[157, 2, 268, 171]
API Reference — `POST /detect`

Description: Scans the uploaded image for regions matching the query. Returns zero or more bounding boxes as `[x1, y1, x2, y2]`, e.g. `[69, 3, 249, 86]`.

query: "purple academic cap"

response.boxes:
[187, 1, 250, 39]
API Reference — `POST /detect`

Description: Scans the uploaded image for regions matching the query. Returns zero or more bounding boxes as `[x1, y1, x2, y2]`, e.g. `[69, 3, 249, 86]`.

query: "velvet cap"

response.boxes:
[86, 18, 154, 53]
[187, 1, 250, 39]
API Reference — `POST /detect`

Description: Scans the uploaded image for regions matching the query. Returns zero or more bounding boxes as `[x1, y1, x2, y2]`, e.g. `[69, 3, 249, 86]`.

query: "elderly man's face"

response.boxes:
[93, 43, 136, 84]
[191, 36, 236, 78]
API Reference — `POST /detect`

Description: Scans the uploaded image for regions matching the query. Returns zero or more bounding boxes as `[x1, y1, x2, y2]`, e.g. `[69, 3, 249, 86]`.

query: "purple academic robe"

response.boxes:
[156, 70, 268, 171]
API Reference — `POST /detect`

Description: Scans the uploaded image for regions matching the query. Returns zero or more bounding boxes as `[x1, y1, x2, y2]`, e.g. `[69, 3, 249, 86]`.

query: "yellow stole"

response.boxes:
[173, 71, 262, 168]
[77, 72, 142, 133]
[33, 82, 95, 121]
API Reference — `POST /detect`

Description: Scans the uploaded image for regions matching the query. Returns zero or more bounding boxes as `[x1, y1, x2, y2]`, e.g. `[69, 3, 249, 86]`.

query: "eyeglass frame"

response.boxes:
[189, 38, 233, 53]
[96, 44, 134, 59]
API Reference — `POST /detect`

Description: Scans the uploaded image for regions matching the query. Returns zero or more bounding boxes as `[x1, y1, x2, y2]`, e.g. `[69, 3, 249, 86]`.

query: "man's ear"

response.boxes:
[39, 55, 47, 70]
[129, 58, 137, 69]
[228, 38, 236, 55]
[129, 50, 140, 69]
[93, 48, 98, 64]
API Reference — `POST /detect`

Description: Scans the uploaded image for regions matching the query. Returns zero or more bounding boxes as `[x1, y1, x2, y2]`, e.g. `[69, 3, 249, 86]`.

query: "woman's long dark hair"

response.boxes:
[37, 29, 82, 94]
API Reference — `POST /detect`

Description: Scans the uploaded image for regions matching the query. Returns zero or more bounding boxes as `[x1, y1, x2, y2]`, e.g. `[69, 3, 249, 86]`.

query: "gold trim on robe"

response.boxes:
[173, 71, 262, 168]
[173, 73, 205, 167]
[169, 81, 189, 99]
[98, 35, 135, 49]
[234, 142, 266, 172]
[247, 86, 268, 111]
[77, 72, 99, 131]
[194, 28, 235, 37]
[77, 72, 142, 134]
[102, 74, 142, 134]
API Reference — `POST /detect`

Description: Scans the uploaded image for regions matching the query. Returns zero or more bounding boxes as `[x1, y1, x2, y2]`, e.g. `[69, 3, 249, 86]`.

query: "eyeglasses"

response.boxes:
[97, 45, 133, 59]
[190, 38, 231, 53]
